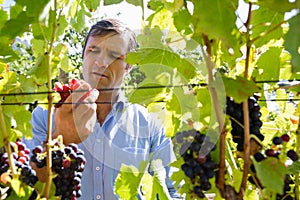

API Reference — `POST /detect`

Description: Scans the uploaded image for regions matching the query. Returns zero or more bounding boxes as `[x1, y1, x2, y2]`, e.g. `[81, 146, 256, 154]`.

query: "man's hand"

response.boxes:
[53, 80, 99, 145]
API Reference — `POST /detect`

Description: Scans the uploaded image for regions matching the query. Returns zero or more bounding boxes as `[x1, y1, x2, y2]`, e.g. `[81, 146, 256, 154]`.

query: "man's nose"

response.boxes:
[94, 53, 110, 68]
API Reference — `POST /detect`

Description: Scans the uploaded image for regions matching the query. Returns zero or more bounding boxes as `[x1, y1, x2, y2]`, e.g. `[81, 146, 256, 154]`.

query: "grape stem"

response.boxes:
[0, 104, 17, 177]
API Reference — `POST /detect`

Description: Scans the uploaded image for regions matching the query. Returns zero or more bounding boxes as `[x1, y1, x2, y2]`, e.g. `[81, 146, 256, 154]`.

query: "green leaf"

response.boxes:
[148, 159, 172, 199]
[136, 27, 164, 49]
[126, 0, 142, 6]
[196, 87, 212, 125]
[168, 87, 200, 122]
[15, 0, 50, 19]
[13, 110, 32, 136]
[257, 0, 296, 13]
[173, 8, 192, 34]
[31, 39, 46, 57]
[251, 6, 284, 48]
[222, 76, 260, 103]
[126, 48, 197, 80]
[84, 0, 101, 11]
[0, 9, 8, 30]
[10, 178, 33, 198]
[284, 13, 300, 72]
[28, 54, 48, 84]
[256, 47, 282, 81]
[147, 0, 164, 11]
[191, 0, 239, 51]
[163, 0, 184, 12]
[71, 8, 86, 32]
[287, 160, 300, 174]
[104, 0, 123, 5]
[252, 157, 288, 194]
[0, 11, 34, 40]
[0, 71, 18, 93]
[56, 15, 68, 38]
[114, 161, 149, 199]
[0, 62, 5, 73]
[126, 82, 164, 105]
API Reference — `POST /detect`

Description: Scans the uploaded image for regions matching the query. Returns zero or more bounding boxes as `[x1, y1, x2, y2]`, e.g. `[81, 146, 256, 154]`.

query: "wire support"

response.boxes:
[0, 83, 207, 97]
[1, 98, 299, 106]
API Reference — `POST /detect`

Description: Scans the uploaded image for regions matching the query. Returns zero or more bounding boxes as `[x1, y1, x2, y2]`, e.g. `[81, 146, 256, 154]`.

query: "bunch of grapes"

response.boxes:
[175, 129, 217, 199]
[31, 141, 86, 200]
[54, 78, 78, 108]
[0, 141, 39, 199]
[226, 96, 264, 151]
[249, 133, 298, 200]
[54, 78, 91, 108]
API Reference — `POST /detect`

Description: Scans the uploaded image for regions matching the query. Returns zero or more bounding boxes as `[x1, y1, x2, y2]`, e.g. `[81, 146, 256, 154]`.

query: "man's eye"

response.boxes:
[89, 48, 100, 53]
[110, 54, 120, 59]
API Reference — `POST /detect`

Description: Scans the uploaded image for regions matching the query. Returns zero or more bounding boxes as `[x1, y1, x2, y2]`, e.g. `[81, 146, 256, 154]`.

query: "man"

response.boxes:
[25, 19, 179, 199]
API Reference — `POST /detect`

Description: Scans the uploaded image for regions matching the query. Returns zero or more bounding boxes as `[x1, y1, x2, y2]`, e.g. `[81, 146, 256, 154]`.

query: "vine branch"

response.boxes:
[44, 0, 59, 198]
[239, 2, 252, 198]
[201, 34, 226, 195]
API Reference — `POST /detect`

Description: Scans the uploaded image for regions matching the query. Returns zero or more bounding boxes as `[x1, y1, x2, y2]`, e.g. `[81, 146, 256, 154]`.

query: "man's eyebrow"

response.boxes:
[88, 45, 100, 49]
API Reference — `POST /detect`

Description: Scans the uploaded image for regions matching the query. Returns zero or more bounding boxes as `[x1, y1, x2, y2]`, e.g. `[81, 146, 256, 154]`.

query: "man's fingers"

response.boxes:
[74, 89, 99, 109]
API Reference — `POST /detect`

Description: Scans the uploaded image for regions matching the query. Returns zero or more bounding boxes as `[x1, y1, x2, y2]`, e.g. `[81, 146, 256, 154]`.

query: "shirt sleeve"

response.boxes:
[23, 106, 50, 151]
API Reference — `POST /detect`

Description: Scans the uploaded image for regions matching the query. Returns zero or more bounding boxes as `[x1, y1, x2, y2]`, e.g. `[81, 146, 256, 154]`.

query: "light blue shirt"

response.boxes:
[24, 95, 180, 200]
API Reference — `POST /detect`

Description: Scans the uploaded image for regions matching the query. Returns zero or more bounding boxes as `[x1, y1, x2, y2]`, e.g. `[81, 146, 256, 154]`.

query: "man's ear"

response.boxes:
[125, 64, 133, 73]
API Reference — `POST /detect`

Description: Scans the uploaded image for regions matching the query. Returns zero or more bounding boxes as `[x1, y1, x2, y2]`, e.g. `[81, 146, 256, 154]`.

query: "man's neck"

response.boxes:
[96, 90, 119, 125]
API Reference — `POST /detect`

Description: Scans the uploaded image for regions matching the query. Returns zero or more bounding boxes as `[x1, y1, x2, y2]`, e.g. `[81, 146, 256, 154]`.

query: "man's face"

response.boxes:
[82, 32, 131, 90]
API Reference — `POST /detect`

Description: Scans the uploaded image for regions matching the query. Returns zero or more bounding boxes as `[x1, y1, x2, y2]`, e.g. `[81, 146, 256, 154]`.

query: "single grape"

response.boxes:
[287, 150, 299, 161]
[272, 136, 282, 145]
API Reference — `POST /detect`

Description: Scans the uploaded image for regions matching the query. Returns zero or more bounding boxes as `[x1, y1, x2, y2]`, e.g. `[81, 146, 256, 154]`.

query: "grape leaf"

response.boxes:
[126, 48, 197, 80]
[0, 9, 8, 30]
[257, 0, 295, 13]
[0, 36, 18, 61]
[196, 87, 212, 125]
[71, 8, 86, 32]
[147, 0, 164, 11]
[284, 13, 300, 72]
[287, 160, 300, 174]
[0, 11, 34, 40]
[104, 0, 123, 5]
[191, 0, 239, 52]
[56, 15, 68, 38]
[9, 178, 34, 199]
[256, 47, 282, 81]
[222, 76, 260, 103]
[114, 161, 148, 199]
[126, 0, 142, 6]
[173, 8, 192, 34]
[0, 62, 5, 73]
[126, 82, 164, 105]
[251, 6, 284, 48]
[84, 0, 101, 10]
[135, 27, 164, 49]
[252, 157, 288, 194]
[142, 159, 172, 199]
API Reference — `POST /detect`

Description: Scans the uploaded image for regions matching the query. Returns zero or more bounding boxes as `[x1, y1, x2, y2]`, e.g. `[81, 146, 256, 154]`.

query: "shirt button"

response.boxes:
[96, 194, 101, 199]
[95, 166, 100, 171]
[96, 139, 101, 143]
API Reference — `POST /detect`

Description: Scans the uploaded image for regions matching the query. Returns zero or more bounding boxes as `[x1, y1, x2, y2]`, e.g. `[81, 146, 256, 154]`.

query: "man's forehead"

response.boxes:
[87, 32, 130, 49]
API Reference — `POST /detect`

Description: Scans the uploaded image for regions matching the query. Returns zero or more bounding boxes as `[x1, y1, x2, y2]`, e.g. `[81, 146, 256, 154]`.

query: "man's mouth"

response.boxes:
[92, 72, 108, 78]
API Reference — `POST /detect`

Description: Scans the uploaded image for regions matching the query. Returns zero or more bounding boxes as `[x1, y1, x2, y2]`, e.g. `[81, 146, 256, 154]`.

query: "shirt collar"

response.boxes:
[112, 90, 129, 111]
